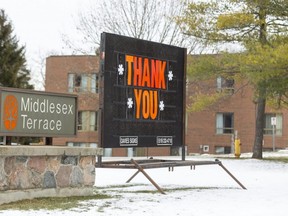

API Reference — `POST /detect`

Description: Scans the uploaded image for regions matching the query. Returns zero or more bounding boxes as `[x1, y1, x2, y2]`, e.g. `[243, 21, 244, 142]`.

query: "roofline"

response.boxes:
[47, 55, 98, 58]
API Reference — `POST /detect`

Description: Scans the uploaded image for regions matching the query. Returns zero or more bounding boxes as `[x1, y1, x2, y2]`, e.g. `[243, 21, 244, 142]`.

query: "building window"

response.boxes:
[216, 76, 234, 94]
[215, 146, 231, 154]
[68, 73, 98, 93]
[77, 111, 98, 131]
[264, 113, 282, 135]
[216, 113, 234, 134]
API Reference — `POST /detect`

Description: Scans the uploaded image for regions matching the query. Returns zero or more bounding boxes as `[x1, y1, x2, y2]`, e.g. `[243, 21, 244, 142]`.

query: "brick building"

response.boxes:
[45, 55, 288, 156]
[185, 53, 288, 154]
[45, 55, 99, 148]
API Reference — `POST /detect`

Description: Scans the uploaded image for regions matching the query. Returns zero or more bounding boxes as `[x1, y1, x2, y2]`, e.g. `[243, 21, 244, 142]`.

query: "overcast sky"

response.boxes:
[1, 0, 89, 89]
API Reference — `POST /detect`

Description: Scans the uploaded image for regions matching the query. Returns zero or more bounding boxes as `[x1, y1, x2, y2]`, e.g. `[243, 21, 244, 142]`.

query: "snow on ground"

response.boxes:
[1, 151, 288, 216]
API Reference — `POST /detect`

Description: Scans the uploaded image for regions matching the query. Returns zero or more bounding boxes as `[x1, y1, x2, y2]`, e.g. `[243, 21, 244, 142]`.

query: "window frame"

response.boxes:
[77, 110, 98, 132]
[68, 73, 98, 93]
[264, 113, 282, 136]
[216, 112, 234, 135]
[216, 76, 235, 94]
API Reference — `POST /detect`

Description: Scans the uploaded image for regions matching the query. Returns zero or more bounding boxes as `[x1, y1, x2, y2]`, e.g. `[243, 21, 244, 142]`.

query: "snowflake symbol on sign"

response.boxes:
[168, 70, 173, 81]
[127, 98, 133, 108]
[118, 64, 124, 75]
[159, 101, 165, 111]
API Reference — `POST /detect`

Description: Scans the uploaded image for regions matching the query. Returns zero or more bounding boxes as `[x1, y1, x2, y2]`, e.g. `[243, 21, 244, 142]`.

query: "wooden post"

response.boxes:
[45, 137, 53, 145]
[131, 159, 165, 194]
[4, 136, 12, 145]
[126, 170, 140, 183]
[217, 160, 247, 190]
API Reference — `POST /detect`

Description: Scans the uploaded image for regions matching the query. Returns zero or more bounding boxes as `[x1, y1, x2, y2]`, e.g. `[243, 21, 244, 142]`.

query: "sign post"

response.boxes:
[271, 117, 276, 151]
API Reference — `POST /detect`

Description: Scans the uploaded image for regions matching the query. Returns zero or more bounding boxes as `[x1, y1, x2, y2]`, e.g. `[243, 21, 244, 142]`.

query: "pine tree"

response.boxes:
[0, 9, 33, 89]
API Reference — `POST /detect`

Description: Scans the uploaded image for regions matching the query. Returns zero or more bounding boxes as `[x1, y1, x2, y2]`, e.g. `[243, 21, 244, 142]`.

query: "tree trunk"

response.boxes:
[252, 3, 268, 159]
[252, 96, 266, 159]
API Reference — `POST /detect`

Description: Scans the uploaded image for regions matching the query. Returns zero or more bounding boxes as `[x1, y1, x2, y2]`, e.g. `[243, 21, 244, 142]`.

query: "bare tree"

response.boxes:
[63, 0, 202, 54]
[30, 50, 60, 90]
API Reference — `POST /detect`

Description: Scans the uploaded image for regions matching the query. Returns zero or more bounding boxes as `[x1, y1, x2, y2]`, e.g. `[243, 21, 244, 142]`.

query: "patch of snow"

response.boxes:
[1, 151, 288, 216]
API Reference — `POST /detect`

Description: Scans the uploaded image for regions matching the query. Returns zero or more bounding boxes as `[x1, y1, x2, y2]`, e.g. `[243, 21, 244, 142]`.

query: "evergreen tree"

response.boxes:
[177, 0, 288, 158]
[0, 9, 33, 89]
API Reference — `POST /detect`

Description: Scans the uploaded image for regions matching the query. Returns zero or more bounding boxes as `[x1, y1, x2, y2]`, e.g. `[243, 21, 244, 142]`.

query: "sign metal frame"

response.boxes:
[98, 32, 186, 149]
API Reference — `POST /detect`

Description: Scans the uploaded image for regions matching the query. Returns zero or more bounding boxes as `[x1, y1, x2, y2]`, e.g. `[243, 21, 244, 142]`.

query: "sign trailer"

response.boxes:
[96, 33, 246, 194]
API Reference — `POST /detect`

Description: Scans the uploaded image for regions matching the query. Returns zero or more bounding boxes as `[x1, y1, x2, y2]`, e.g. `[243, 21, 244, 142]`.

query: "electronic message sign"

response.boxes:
[99, 33, 186, 148]
[0, 88, 77, 137]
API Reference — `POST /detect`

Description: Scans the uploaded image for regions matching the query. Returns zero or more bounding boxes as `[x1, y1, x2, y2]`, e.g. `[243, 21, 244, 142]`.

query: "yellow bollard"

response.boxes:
[234, 138, 241, 158]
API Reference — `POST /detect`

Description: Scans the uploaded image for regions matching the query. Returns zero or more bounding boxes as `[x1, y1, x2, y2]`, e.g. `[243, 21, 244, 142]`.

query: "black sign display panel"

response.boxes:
[99, 33, 186, 148]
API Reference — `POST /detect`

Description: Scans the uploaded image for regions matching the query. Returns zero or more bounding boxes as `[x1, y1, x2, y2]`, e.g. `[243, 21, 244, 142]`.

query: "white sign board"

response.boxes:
[271, 117, 277, 126]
